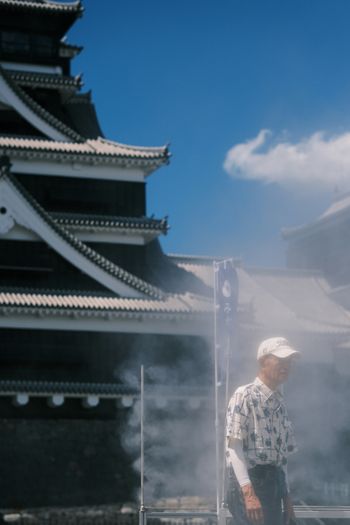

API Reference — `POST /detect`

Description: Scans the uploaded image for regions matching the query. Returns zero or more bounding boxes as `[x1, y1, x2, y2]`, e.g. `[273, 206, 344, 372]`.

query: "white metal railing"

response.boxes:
[294, 505, 350, 518]
[139, 506, 350, 525]
[139, 510, 217, 525]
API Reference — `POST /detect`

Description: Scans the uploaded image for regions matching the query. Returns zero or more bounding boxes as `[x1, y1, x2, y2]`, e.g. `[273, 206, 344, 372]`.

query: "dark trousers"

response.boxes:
[226, 464, 286, 525]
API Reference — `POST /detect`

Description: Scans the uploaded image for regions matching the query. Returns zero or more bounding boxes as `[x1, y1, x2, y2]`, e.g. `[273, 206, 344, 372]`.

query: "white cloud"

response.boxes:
[223, 129, 350, 191]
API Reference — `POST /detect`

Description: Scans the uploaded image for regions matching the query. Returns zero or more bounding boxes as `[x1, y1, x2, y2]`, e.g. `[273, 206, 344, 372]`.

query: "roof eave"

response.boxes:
[0, 146, 170, 168]
[0, 0, 83, 15]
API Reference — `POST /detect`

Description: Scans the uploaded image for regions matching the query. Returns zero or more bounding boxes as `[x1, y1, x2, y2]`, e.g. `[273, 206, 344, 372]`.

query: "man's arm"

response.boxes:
[226, 437, 250, 486]
[227, 437, 264, 525]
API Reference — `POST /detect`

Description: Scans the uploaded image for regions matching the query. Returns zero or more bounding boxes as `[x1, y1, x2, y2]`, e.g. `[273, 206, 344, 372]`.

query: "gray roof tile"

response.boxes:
[52, 212, 169, 234]
[0, 136, 169, 166]
[0, 0, 82, 14]
[282, 192, 350, 240]
[0, 67, 169, 165]
[171, 256, 350, 335]
[7, 70, 83, 91]
[0, 289, 211, 316]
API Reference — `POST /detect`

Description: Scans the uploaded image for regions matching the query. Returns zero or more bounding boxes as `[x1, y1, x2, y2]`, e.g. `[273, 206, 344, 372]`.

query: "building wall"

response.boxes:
[0, 328, 214, 507]
[0, 239, 109, 291]
[16, 174, 146, 217]
[0, 418, 137, 508]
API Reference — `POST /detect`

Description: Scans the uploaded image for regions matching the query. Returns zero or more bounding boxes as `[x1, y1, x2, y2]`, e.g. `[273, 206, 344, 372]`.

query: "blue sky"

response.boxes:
[69, 0, 350, 266]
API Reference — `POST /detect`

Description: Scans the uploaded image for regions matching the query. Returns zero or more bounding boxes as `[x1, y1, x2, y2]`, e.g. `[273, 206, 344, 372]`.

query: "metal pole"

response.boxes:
[221, 331, 231, 506]
[213, 262, 221, 517]
[214, 259, 238, 525]
[139, 365, 146, 525]
[140, 364, 145, 509]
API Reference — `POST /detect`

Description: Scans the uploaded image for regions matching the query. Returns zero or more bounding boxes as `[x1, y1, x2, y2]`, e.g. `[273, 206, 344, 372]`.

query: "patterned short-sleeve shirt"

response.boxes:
[226, 377, 297, 467]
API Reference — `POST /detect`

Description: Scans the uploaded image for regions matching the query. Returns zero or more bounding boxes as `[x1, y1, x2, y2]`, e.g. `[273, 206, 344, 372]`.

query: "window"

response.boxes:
[32, 34, 55, 58]
[0, 31, 55, 58]
[1, 31, 30, 55]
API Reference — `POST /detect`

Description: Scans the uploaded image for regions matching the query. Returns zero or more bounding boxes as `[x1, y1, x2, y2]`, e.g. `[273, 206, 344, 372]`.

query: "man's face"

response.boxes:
[261, 354, 294, 386]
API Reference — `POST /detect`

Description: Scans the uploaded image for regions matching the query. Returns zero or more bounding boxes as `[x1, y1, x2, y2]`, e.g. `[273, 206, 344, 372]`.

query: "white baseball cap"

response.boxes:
[257, 337, 300, 361]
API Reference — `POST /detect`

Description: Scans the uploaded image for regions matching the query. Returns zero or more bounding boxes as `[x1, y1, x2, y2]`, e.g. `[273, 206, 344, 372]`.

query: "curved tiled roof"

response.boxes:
[168, 251, 350, 334]
[0, 0, 82, 14]
[0, 157, 166, 299]
[52, 212, 169, 234]
[0, 65, 84, 142]
[1, 66, 169, 157]
[174, 261, 214, 289]
[0, 136, 170, 166]
[7, 70, 83, 91]
[169, 253, 240, 265]
[0, 289, 211, 316]
[282, 192, 350, 241]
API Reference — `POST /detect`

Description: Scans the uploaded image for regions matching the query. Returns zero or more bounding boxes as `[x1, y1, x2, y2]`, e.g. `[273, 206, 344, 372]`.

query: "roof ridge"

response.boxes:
[52, 211, 164, 222]
[51, 212, 169, 233]
[281, 208, 348, 240]
[0, 290, 211, 318]
[0, 0, 83, 13]
[2, 160, 166, 299]
[282, 194, 350, 241]
[7, 69, 83, 90]
[42, 0, 81, 6]
[169, 253, 239, 264]
[0, 285, 115, 297]
[60, 41, 83, 50]
[97, 137, 169, 155]
[0, 289, 158, 303]
[169, 253, 216, 262]
[0, 135, 170, 166]
[0, 65, 84, 142]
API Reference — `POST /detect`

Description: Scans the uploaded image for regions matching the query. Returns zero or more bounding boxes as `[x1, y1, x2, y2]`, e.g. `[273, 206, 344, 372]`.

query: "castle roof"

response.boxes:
[170, 255, 350, 336]
[0, 64, 169, 166]
[0, 136, 170, 167]
[0, 158, 166, 299]
[0, 0, 83, 37]
[0, 156, 211, 334]
[0, 64, 84, 141]
[282, 192, 350, 241]
[53, 213, 169, 235]
[6, 70, 83, 91]
[58, 41, 83, 58]
[0, 288, 211, 317]
[0, 0, 82, 15]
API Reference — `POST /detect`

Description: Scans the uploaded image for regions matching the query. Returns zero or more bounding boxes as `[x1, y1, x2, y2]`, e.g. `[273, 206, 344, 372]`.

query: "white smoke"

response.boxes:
[224, 129, 350, 192]
[118, 355, 217, 504]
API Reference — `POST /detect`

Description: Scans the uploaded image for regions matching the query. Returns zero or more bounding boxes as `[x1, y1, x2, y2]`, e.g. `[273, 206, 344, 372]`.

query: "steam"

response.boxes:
[118, 358, 217, 505]
[117, 334, 350, 506]
[224, 129, 350, 192]
[286, 357, 350, 505]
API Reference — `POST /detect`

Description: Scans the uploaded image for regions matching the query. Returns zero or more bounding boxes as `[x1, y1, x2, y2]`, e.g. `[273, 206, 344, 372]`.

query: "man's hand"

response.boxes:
[283, 493, 296, 525]
[241, 483, 264, 525]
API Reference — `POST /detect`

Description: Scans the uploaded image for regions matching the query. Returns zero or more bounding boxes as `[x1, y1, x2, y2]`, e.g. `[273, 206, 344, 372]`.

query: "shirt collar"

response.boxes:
[253, 377, 283, 401]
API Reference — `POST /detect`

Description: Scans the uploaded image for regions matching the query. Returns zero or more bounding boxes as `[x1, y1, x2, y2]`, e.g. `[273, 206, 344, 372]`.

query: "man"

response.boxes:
[226, 337, 300, 525]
